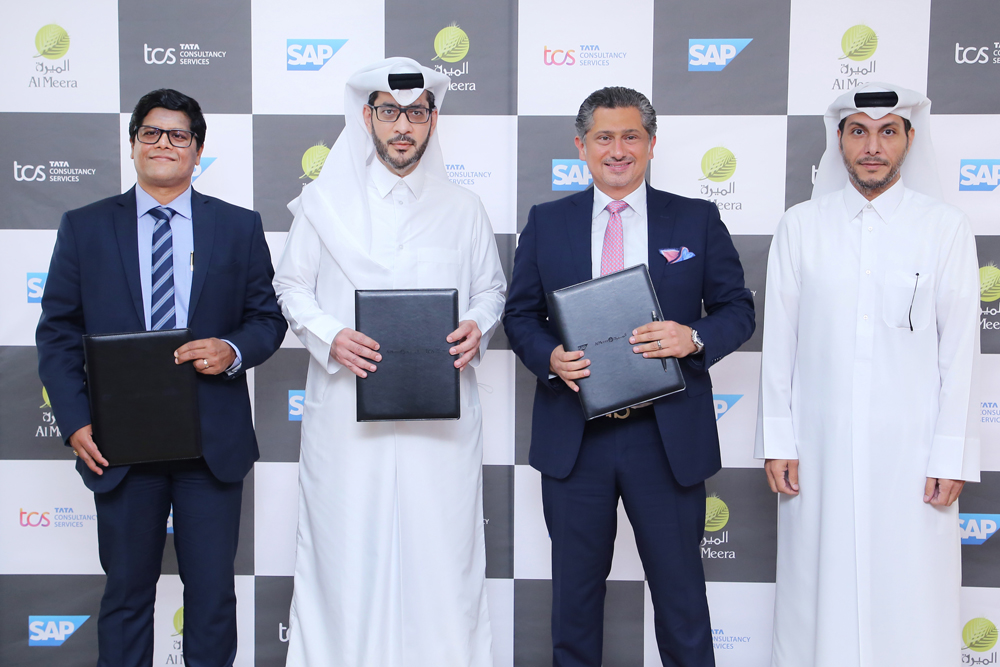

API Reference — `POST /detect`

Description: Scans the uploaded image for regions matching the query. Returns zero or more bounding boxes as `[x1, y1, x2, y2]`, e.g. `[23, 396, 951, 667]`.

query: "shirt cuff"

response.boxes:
[221, 339, 243, 376]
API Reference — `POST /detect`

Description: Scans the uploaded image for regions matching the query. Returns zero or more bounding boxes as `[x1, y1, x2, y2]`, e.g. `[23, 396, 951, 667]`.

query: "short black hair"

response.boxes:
[367, 90, 436, 109]
[129, 88, 207, 148]
[575, 87, 657, 142]
[838, 115, 912, 135]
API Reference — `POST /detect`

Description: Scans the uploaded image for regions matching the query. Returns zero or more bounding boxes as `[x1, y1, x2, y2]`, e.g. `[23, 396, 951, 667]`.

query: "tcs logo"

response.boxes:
[29, 616, 90, 646]
[552, 159, 592, 191]
[20, 509, 51, 527]
[144, 44, 176, 65]
[287, 39, 348, 71]
[14, 161, 45, 182]
[288, 390, 305, 421]
[28, 273, 47, 303]
[959, 160, 1000, 191]
[955, 43, 990, 64]
[688, 39, 753, 71]
[543, 46, 575, 66]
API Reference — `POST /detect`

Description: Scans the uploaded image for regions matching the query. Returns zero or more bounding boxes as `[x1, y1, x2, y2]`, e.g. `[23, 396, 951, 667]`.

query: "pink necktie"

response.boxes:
[600, 200, 628, 276]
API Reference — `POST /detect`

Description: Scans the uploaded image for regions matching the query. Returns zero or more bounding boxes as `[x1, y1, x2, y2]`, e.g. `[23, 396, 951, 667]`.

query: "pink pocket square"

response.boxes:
[660, 247, 696, 264]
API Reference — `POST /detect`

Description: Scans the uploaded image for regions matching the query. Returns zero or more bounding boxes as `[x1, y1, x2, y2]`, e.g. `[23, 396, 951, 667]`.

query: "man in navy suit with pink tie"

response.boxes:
[504, 87, 755, 667]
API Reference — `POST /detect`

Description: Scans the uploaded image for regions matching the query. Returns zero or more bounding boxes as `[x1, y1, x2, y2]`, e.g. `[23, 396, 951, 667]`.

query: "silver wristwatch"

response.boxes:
[691, 328, 705, 354]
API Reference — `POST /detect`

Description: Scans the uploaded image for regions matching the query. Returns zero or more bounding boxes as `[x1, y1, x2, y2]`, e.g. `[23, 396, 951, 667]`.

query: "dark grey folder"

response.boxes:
[83, 328, 202, 466]
[546, 264, 686, 420]
[355, 289, 460, 422]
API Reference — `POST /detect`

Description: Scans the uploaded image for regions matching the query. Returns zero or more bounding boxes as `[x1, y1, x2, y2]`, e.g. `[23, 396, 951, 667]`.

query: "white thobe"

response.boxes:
[273, 158, 506, 667]
[755, 180, 980, 667]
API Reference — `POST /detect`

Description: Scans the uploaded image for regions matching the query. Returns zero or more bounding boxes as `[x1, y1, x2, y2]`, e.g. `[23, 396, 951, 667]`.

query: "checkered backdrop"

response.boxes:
[2, 1, 1000, 665]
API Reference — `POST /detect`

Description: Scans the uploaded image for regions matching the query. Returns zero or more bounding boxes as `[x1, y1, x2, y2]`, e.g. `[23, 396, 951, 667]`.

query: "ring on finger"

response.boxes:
[655, 339, 663, 350]
[203, 359, 210, 369]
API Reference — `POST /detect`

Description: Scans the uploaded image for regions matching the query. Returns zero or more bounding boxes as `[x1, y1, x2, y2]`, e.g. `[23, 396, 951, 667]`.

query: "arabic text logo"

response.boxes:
[29, 616, 89, 646]
[35, 25, 70, 60]
[840, 25, 878, 61]
[286, 39, 347, 71]
[700, 147, 737, 182]
[960, 159, 1000, 192]
[705, 494, 730, 532]
[688, 39, 752, 71]
[289, 390, 305, 421]
[552, 159, 592, 191]
[301, 143, 330, 180]
[434, 24, 469, 63]
[964, 618, 999, 652]
[713, 394, 743, 421]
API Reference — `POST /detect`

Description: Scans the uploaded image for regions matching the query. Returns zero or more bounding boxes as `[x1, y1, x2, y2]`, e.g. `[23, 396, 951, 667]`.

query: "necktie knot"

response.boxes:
[149, 206, 175, 224]
[605, 200, 629, 215]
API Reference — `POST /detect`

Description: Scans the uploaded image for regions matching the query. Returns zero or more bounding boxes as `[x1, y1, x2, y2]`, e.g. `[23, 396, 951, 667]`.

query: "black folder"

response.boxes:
[83, 329, 202, 466]
[546, 265, 686, 420]
[355, 289, 460, 421]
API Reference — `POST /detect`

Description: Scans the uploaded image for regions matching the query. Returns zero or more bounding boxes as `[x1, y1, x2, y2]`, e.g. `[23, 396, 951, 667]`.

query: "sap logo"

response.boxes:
[144, 44, 176, 65]
[29, 616, 89, 646]
[20, 508, 50, 527]
[713, 394, 743, 421]
[14, 161, 45, 182]
[191, 157, 216, 183]
[27, 273, 47, 303]
[960, 160, 1000, 191]
[287, 39, 348, 71]
[955, 43, 990, 64]
[543, 46, 575, 66]
[288, 390, 305, 421]
[960, 513, 1000, 545]
[166, 507, 173, 534]
[688, 39, 752, 71]
[552, 159, 592, 191]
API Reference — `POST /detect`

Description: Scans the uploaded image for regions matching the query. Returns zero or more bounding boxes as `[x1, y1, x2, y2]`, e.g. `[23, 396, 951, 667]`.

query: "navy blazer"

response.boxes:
[36, 187, 287, 493]
[504, 184, 754, 486]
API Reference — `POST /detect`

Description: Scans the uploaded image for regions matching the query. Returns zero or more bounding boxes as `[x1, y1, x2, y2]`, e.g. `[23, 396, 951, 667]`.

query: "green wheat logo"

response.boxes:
[981, 264, 1000, 302]
[840, 25, 877, 61]
[705, 494, 730, 532]
[433, 23, 470, 63]
[40, 387, 51, 409]
[700, 147, 737, 182]
[34, 24, 70, 60]
[963, 617, 999, 652]
[172, 607, 184, 636]
[300, 142, 330, 180]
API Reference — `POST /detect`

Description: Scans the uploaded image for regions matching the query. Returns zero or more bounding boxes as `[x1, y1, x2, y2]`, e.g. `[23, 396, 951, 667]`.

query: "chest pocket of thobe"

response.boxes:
[882, 269, 934, 331]
[416, 247, 461, 288]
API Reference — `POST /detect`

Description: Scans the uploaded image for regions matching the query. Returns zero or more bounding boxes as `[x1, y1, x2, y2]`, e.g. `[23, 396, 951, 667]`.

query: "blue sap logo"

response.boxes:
[960, 514, 1000, 545]
[288, 390, 305, 421]
[27, 272, 47, 303]
[287, 39, 348, 71]
[688, 39, 753, 71]
[166, 506, 173, 534]
[552, 159, 592, 191]
[191, 157, 216, 183]
[713, 394, 743, 421]
[959, 160, 1000, 191]
[29, 616, 89, 646]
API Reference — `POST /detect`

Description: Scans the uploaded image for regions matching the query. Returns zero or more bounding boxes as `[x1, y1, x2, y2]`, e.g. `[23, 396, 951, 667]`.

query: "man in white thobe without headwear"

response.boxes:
[755, 83, 980, 666]
[272, 57, 506, 667]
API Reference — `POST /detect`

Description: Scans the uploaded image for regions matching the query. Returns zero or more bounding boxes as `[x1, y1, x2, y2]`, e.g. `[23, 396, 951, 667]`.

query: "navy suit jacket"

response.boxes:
[504, 184, 754, 486]
[36, 187, 287, 493]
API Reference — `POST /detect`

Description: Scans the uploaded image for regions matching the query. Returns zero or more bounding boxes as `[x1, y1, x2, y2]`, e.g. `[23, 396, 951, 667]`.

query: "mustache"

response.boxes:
[387, 135, 416, 146]
[855, 157, 890, 166]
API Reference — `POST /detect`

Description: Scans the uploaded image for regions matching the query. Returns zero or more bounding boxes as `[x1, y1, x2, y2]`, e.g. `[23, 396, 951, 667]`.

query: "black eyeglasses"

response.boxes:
[135, 125, 196, 148]
[367, 104, 433, 124]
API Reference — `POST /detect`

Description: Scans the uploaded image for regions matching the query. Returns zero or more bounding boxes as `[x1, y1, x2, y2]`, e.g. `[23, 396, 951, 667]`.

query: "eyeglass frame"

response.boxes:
[133, 125, 197, 148]
[366, 104, 435, 124]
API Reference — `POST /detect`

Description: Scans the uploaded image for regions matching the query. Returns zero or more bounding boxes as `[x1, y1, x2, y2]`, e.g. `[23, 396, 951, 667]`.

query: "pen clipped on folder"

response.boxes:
[651, 311, 668, 371]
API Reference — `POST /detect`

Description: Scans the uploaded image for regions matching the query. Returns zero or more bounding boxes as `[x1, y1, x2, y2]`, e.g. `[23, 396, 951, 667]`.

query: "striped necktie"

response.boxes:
[149, 206, 177, 331]
[600, 200, 629, 276]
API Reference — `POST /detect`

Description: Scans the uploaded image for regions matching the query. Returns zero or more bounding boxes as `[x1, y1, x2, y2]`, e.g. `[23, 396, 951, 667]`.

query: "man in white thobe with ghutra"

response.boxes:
[756, 82, 980, 667]
[272, 57, 505, 667]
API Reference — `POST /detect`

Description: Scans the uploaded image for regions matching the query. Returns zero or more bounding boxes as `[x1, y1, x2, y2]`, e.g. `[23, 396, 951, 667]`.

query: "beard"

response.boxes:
[841, 140, 909, 198]
[369, 124, 431, 173]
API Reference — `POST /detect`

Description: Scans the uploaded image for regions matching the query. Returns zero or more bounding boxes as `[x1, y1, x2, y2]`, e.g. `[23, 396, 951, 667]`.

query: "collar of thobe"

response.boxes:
[368, 155, 426, 200]
[135, 183, 193, 222]
[842, 178, 906, 224]
[591, 182, 647, 221]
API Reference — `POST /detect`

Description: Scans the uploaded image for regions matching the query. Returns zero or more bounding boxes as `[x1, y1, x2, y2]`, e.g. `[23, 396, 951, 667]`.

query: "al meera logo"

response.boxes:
[981, 264, 1000, 302]
[840, 25, 877, 61]
[433, 23, 469, 63]
[964, 617, 999, 653]
[301, 143, 330, 181]
[705, 494, 730, 532]
[173, 606, 184, 636]
[700, 147, 737, 182]
[29, 615, 89, 646]
[34, 25, 70, 60]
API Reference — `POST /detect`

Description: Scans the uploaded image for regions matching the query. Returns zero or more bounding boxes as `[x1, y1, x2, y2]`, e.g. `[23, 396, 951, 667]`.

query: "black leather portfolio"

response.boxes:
[546, 265, 686, 420]
[355, 289, 460, 421]
[82, 329, 202, 466]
